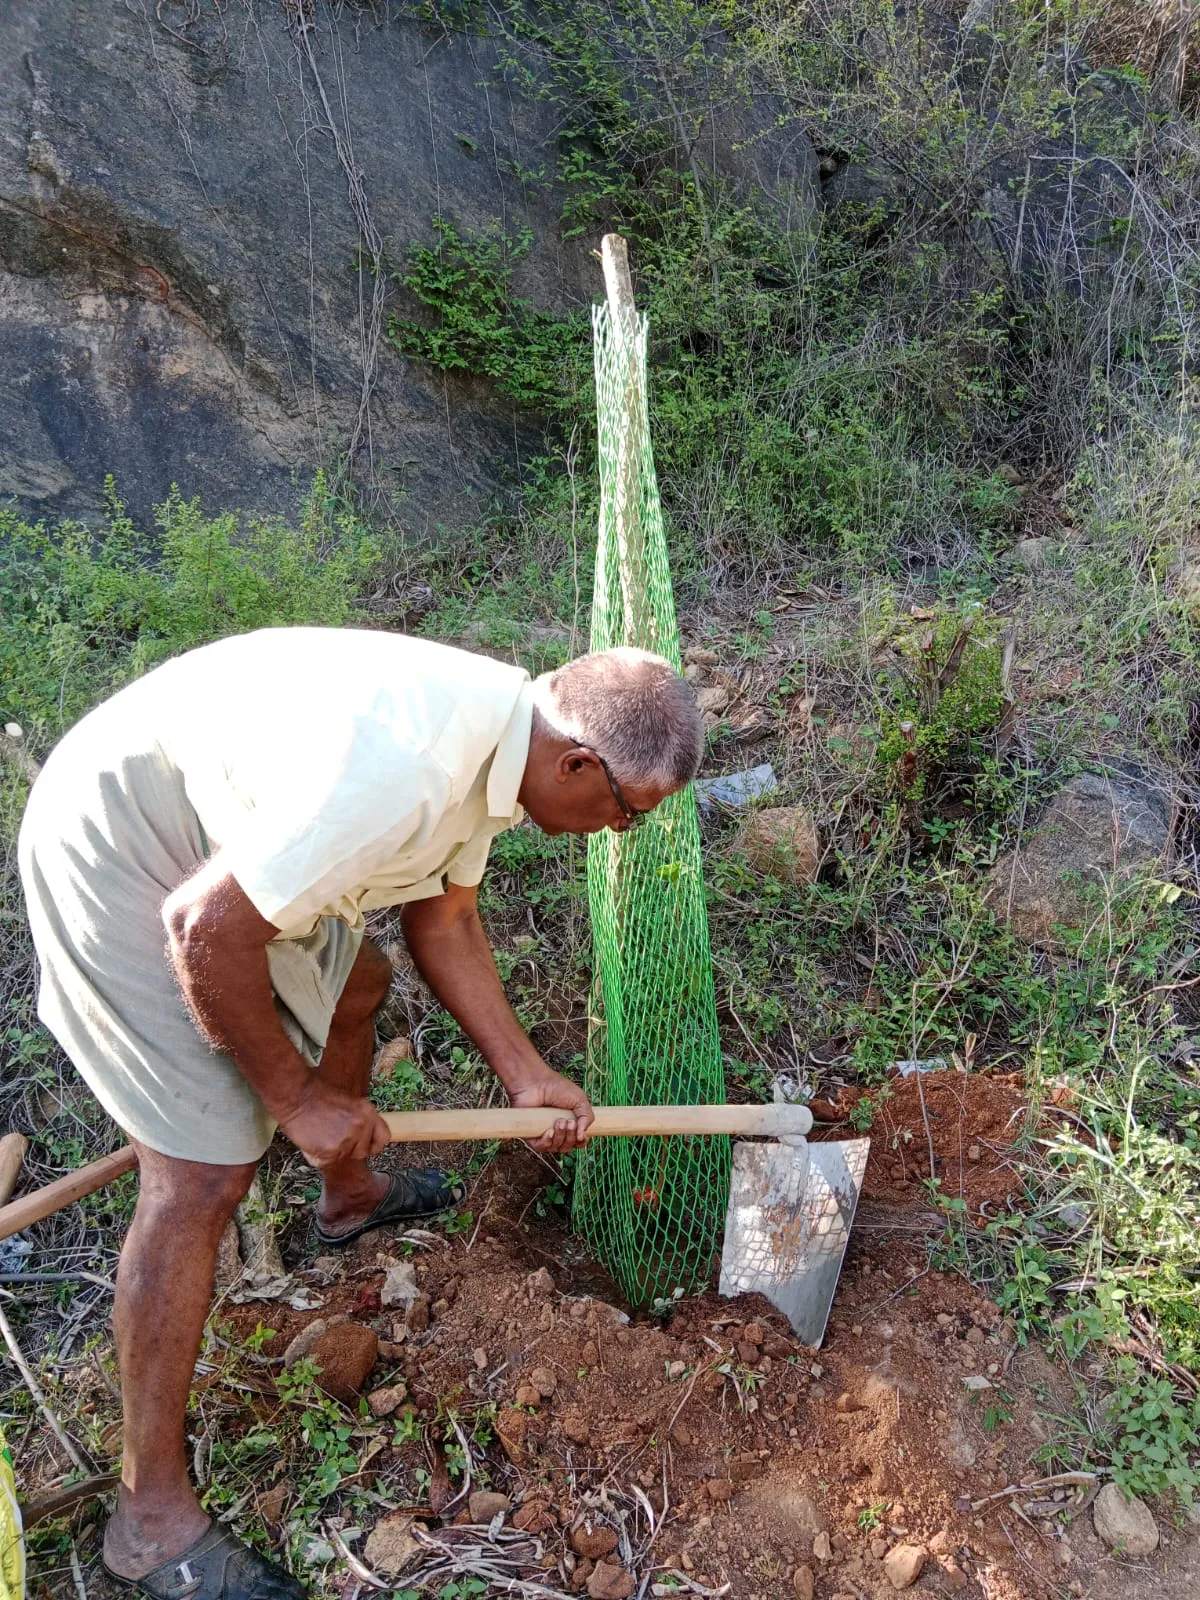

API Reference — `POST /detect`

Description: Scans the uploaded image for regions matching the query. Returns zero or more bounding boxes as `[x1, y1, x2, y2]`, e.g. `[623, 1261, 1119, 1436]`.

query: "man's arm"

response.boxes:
[162, 856, 390, 1168]
[401, 883, 593, 1154]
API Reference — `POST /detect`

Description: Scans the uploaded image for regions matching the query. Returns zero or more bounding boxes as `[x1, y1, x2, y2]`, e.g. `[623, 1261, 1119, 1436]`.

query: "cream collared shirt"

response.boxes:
[149, 627, 532, 938]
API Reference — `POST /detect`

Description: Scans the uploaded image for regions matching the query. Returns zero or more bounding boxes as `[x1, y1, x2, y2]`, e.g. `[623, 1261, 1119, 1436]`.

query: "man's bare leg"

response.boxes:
[312, 936, 393, 1233]
[103, 1145, 258, 1579]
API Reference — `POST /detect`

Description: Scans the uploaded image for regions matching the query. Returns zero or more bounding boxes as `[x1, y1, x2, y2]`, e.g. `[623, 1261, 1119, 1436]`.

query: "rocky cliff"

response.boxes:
[0, 1, 817, 531]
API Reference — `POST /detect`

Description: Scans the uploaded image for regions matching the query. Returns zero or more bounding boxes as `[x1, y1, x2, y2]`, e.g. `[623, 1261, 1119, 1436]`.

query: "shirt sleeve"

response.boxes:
[217, 716, 453, 930]
[445, 825, 500, 890]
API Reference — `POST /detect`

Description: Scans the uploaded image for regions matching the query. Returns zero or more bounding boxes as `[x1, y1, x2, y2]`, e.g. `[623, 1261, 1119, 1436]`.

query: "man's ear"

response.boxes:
[558, 747, 600, 783]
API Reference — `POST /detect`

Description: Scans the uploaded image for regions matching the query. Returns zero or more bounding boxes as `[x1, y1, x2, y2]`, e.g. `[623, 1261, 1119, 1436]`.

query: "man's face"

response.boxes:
[521, 746, 674, 836]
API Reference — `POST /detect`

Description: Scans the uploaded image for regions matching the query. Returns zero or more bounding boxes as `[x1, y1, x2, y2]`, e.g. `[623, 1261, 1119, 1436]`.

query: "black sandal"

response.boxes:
[313, 1168, 465, 1248]
[103, 1522, 305, 1600]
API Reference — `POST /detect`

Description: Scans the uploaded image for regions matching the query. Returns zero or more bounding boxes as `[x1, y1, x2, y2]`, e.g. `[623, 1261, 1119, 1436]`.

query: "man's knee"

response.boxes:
[337, 937, 392, 1024]
[133, 1147, 258, 1235]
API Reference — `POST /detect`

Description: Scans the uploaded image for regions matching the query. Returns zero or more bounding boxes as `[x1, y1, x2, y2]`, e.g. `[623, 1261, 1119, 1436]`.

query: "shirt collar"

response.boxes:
[486, 678, 534, 821]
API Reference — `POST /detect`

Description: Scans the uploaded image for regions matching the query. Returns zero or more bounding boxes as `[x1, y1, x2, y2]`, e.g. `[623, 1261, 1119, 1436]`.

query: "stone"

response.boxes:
[1009, 536, 1056, 570]
[706, 1479, 733, 1502]
[967, 1145, 982, 1162]
[516, 1383, 542, 1407]
[474, 1347, 489, 1370]
[561, 1409, 591, 1445]
[871, 1538, 889, 1559]
[1092, 1482, 1159, 1557]
[741, 1322, 764, 1347]
[667, 1360, 686, 1379]
[373, 1035, 413, 1078]
[282, 1318, 328, 1367]
[582, 1341, 600, 1366]
[0, 7, 816, 532]
[405, 1296, 430, 1333]
[734, 806, 821, 886]
[363, 1513, 420, 1576]
[380, 1262, 419, 1310]
[696, 682, 734, 722]
[526, 1267, 556, 1298]
[468, 1490, 510, 1524]
[793, 1567, 815, 1600]
[987, 771, 1173, 944]
[586, 1562, 634, 1600]
[308, 1322, 378, 1402]
[513, 1500, 556, 1534]
[882, 1544, 927, 1590]
[812, 1532, 833, 1562]
[497, 1407, 531, 1464]
[366, 1382, 407, 1417]
[572, 1524, 619, 1560]
[530, 1365, 557, 1397]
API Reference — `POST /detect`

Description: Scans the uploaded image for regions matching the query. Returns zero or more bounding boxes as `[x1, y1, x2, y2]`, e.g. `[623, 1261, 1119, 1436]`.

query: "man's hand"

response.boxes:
[510, 1068, 594, 1154]
[276, 1079, 391, 1169]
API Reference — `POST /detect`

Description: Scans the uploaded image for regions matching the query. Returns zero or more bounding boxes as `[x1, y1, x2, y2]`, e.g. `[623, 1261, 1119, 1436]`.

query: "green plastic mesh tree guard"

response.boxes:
[572, 276, 730, 1308]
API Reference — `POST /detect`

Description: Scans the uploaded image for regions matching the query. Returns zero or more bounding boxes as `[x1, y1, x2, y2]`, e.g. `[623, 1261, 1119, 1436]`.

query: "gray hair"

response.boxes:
[533, 647, 703, 789]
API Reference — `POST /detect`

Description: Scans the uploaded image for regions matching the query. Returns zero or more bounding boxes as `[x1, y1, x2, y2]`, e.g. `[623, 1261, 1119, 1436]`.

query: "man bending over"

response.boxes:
[18, 627, 702, 1600]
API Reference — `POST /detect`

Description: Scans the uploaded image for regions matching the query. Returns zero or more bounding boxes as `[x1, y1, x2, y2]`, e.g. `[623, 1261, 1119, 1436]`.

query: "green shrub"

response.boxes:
[0, 475, 379, 752]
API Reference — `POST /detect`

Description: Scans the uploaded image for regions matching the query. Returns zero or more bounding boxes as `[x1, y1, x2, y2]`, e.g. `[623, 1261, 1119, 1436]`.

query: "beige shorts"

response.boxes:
[17, 709, 362, 1166]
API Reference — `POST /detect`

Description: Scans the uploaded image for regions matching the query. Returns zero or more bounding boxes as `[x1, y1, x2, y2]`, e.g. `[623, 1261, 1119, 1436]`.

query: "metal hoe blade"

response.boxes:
[718, 1138, 870, 1348]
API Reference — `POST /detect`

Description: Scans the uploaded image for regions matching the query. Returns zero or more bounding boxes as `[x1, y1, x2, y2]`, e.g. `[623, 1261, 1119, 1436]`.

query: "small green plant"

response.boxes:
[856, 1501, 889, 1532]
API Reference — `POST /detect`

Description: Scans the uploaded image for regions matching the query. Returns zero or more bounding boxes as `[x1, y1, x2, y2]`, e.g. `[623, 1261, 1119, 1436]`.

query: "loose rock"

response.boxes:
[516, 1383, 542, 1407]
[793, 1567, 815, 1600]
[308, 1322, 378, 1402]
[987, 771, 1172, 944]
[530, 1365, 557, 1397]
[883, 1545, 926, 1590]
[526, 1267, 556, 1298]
[586, 1562, 634, 1600]
[363, 1514, 420, 1575]
[572, 1524, 619, 1560]
[513, 1500, 556, 1534]
[812, 1532, 832, 1562]
[468, 1490, 510, 1524]
[366, 1382, 407, 1417]
[1092, 1482, 1159, 1558]
[734, 806, 821, 886]
[282, 1318, 328, 1368]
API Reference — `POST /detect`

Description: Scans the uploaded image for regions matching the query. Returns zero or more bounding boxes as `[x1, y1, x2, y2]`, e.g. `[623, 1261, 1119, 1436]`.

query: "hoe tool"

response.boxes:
[0, 1103, 866, 1346]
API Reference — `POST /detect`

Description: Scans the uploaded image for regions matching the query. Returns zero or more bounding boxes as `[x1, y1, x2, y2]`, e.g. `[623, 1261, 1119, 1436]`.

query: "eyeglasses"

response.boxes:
[590, 750, 648, 830]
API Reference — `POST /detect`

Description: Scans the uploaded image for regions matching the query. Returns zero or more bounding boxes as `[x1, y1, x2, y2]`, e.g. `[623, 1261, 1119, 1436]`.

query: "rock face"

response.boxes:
[1092, 1481, 1160, 1557]
[734, 806, 822, 885]
[0, 4, 816, 530]
[987, 771, 1173, 943]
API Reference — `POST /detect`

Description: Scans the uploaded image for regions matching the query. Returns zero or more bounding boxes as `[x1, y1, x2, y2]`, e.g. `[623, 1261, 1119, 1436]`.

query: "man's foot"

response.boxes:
[104, 1500, 212, 1583]
[104, 1521, 305, 1599]
[314, 1167, 391, 1238]
[314, 1168, 465, 1247]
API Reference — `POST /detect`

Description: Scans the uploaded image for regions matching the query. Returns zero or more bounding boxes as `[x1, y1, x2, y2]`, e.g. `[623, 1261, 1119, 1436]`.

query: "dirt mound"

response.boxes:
[821, 1070, 1030, 1214]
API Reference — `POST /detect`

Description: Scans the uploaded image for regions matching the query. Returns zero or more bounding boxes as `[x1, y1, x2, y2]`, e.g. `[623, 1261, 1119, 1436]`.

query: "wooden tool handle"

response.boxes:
[0, 1133, 29, 1209]
[383, 1102, 813, 1142]
[0, 1146, 137, 1244]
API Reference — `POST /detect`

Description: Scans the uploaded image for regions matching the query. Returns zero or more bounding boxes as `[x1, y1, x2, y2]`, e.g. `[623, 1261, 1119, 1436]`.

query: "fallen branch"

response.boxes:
[968, 1471, 1099, 1511]
[20, 1473, 121, 1529]
[0, 1302, 92, 1473]
[651, 1574, 731, 1598]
